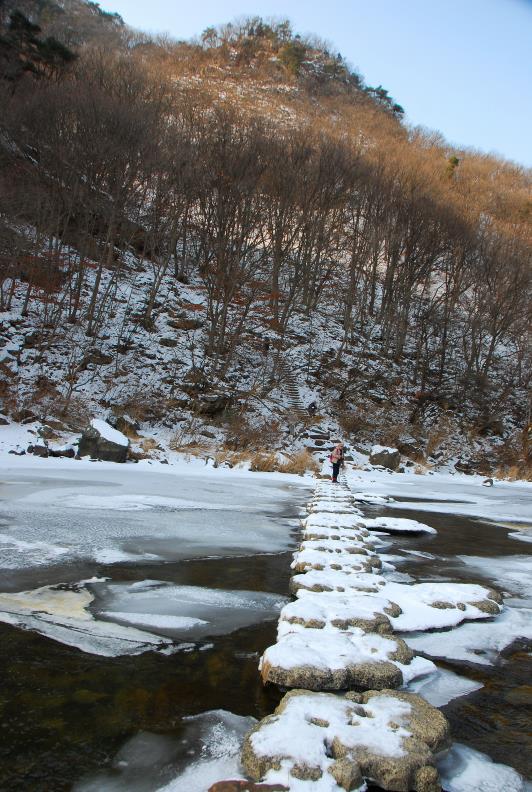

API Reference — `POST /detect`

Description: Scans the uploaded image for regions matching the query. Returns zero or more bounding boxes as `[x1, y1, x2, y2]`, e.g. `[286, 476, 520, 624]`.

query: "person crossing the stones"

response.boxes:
[330, 442, 345, 483]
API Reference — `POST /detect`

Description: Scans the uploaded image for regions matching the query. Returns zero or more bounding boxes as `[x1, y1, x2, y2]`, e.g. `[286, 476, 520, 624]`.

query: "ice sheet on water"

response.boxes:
[401, 549, 438, 559]
[406, 667, 483, 706]
[457, 555, 532, 601]
[1, 466, 299, 569]
[74, 711, 255, 792]
[0, 533, 69, 568]
[93, 548, 161, 563]
[437, 743, 530, 792]
[509, 530, 532, 544]
[406, 607, 532, 665]
[396, 654, 437, 684]
[346, 468, 532, 523]
[0, 583, 169, 657]
[362, 516, 437, 534]
[383, 569, 416, 583]
[158, 711, 254, 791]
[93, 579, 288, 640]
[24, 492, 246, 512]
[101, 612, 208, 630]
[354, 492, 394, 504]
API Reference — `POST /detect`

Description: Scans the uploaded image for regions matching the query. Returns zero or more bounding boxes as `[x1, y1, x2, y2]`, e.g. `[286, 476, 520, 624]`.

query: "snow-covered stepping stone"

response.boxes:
[299, 537, 375, 555]
[301, 526, 375, 545]
[362, 517, 436, 535]
[269, 624, 436, 690]
[260, 626, 415, 690]
[308, 500, 361, 515]
[303, 512, 367, 532]
[381, 581, 502, 631]
[299, 537, 378, 556]
[308, 502, 359, 514]
[314, 483, 351, 492]
[291, 547, 381, 574]
[280, 590, 400, 634]
[290, 569, 385, 595]
[310, 494, 355, 504]
[242, 689, 450, 792]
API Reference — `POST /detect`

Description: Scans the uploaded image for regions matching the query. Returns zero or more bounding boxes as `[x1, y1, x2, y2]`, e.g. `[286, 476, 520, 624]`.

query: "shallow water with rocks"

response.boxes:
[362, 501, 532, 780]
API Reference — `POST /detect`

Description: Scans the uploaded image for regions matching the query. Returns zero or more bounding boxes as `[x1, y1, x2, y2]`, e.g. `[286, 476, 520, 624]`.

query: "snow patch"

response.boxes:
[438, 743, 529, 792]
[362, 516, 437, 534]
[93, 580, 288, 640]
[90, 418, 129, 447]
[406, 607, 532, 665]
[407, 667, 483, 707]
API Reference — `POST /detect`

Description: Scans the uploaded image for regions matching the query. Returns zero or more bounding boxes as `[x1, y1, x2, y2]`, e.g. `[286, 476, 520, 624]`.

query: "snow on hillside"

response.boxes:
[0, 242, 527, 479]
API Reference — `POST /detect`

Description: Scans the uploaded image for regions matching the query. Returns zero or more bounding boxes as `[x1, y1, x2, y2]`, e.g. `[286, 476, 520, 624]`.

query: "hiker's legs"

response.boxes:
[332, 461, 340, 481]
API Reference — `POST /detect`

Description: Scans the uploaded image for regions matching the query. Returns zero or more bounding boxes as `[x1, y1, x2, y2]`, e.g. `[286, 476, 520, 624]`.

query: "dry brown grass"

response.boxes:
[212, 448, 318, 475]
[58, 395, 92, 430]
[140, 437, 160, 453]
[338, 410, 370, 437]
[426, 416, 452, 457]
[493, 463, 532, 482]
[169, 417, 205, 450]
[223, 415, 283, 452]
[380, 424, 405, 447]
[278, 450, 320, 475]
[248, 451, 279, 472]
[249, 449, 319, 474]
[414, 462, 433, 475]
[116, 423, 141, 440]
[489, 430, 532, 481]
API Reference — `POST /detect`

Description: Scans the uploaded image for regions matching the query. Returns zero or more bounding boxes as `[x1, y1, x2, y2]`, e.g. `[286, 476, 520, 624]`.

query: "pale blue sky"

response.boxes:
[101, 0, 532, 167]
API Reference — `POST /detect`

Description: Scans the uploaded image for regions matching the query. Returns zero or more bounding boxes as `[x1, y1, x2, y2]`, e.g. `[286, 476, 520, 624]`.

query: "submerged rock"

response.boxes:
[242, 689, 450, 791]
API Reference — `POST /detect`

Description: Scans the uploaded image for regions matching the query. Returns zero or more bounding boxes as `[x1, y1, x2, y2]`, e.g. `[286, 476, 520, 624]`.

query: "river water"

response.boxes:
[362, 502, 532, 781]
[0, 464, 530, 791]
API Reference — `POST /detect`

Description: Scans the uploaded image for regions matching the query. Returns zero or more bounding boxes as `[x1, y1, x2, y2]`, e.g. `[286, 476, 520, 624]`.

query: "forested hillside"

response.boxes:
[1, 0, 531, 476]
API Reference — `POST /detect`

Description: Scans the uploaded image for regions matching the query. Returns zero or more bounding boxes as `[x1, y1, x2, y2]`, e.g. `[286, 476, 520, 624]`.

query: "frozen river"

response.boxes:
[0, 462, 309, 578]
[0, 459, 310, 790]
[1, 458, 531, 791]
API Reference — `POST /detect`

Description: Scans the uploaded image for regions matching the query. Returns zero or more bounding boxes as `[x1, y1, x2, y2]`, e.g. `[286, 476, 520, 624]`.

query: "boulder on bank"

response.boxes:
[242, 689, 449, 792]
[27, 443, 49, 458]
[78, 418, 129, 462]
[369, 445, 401, 470]
[49, 445, 76, 459]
